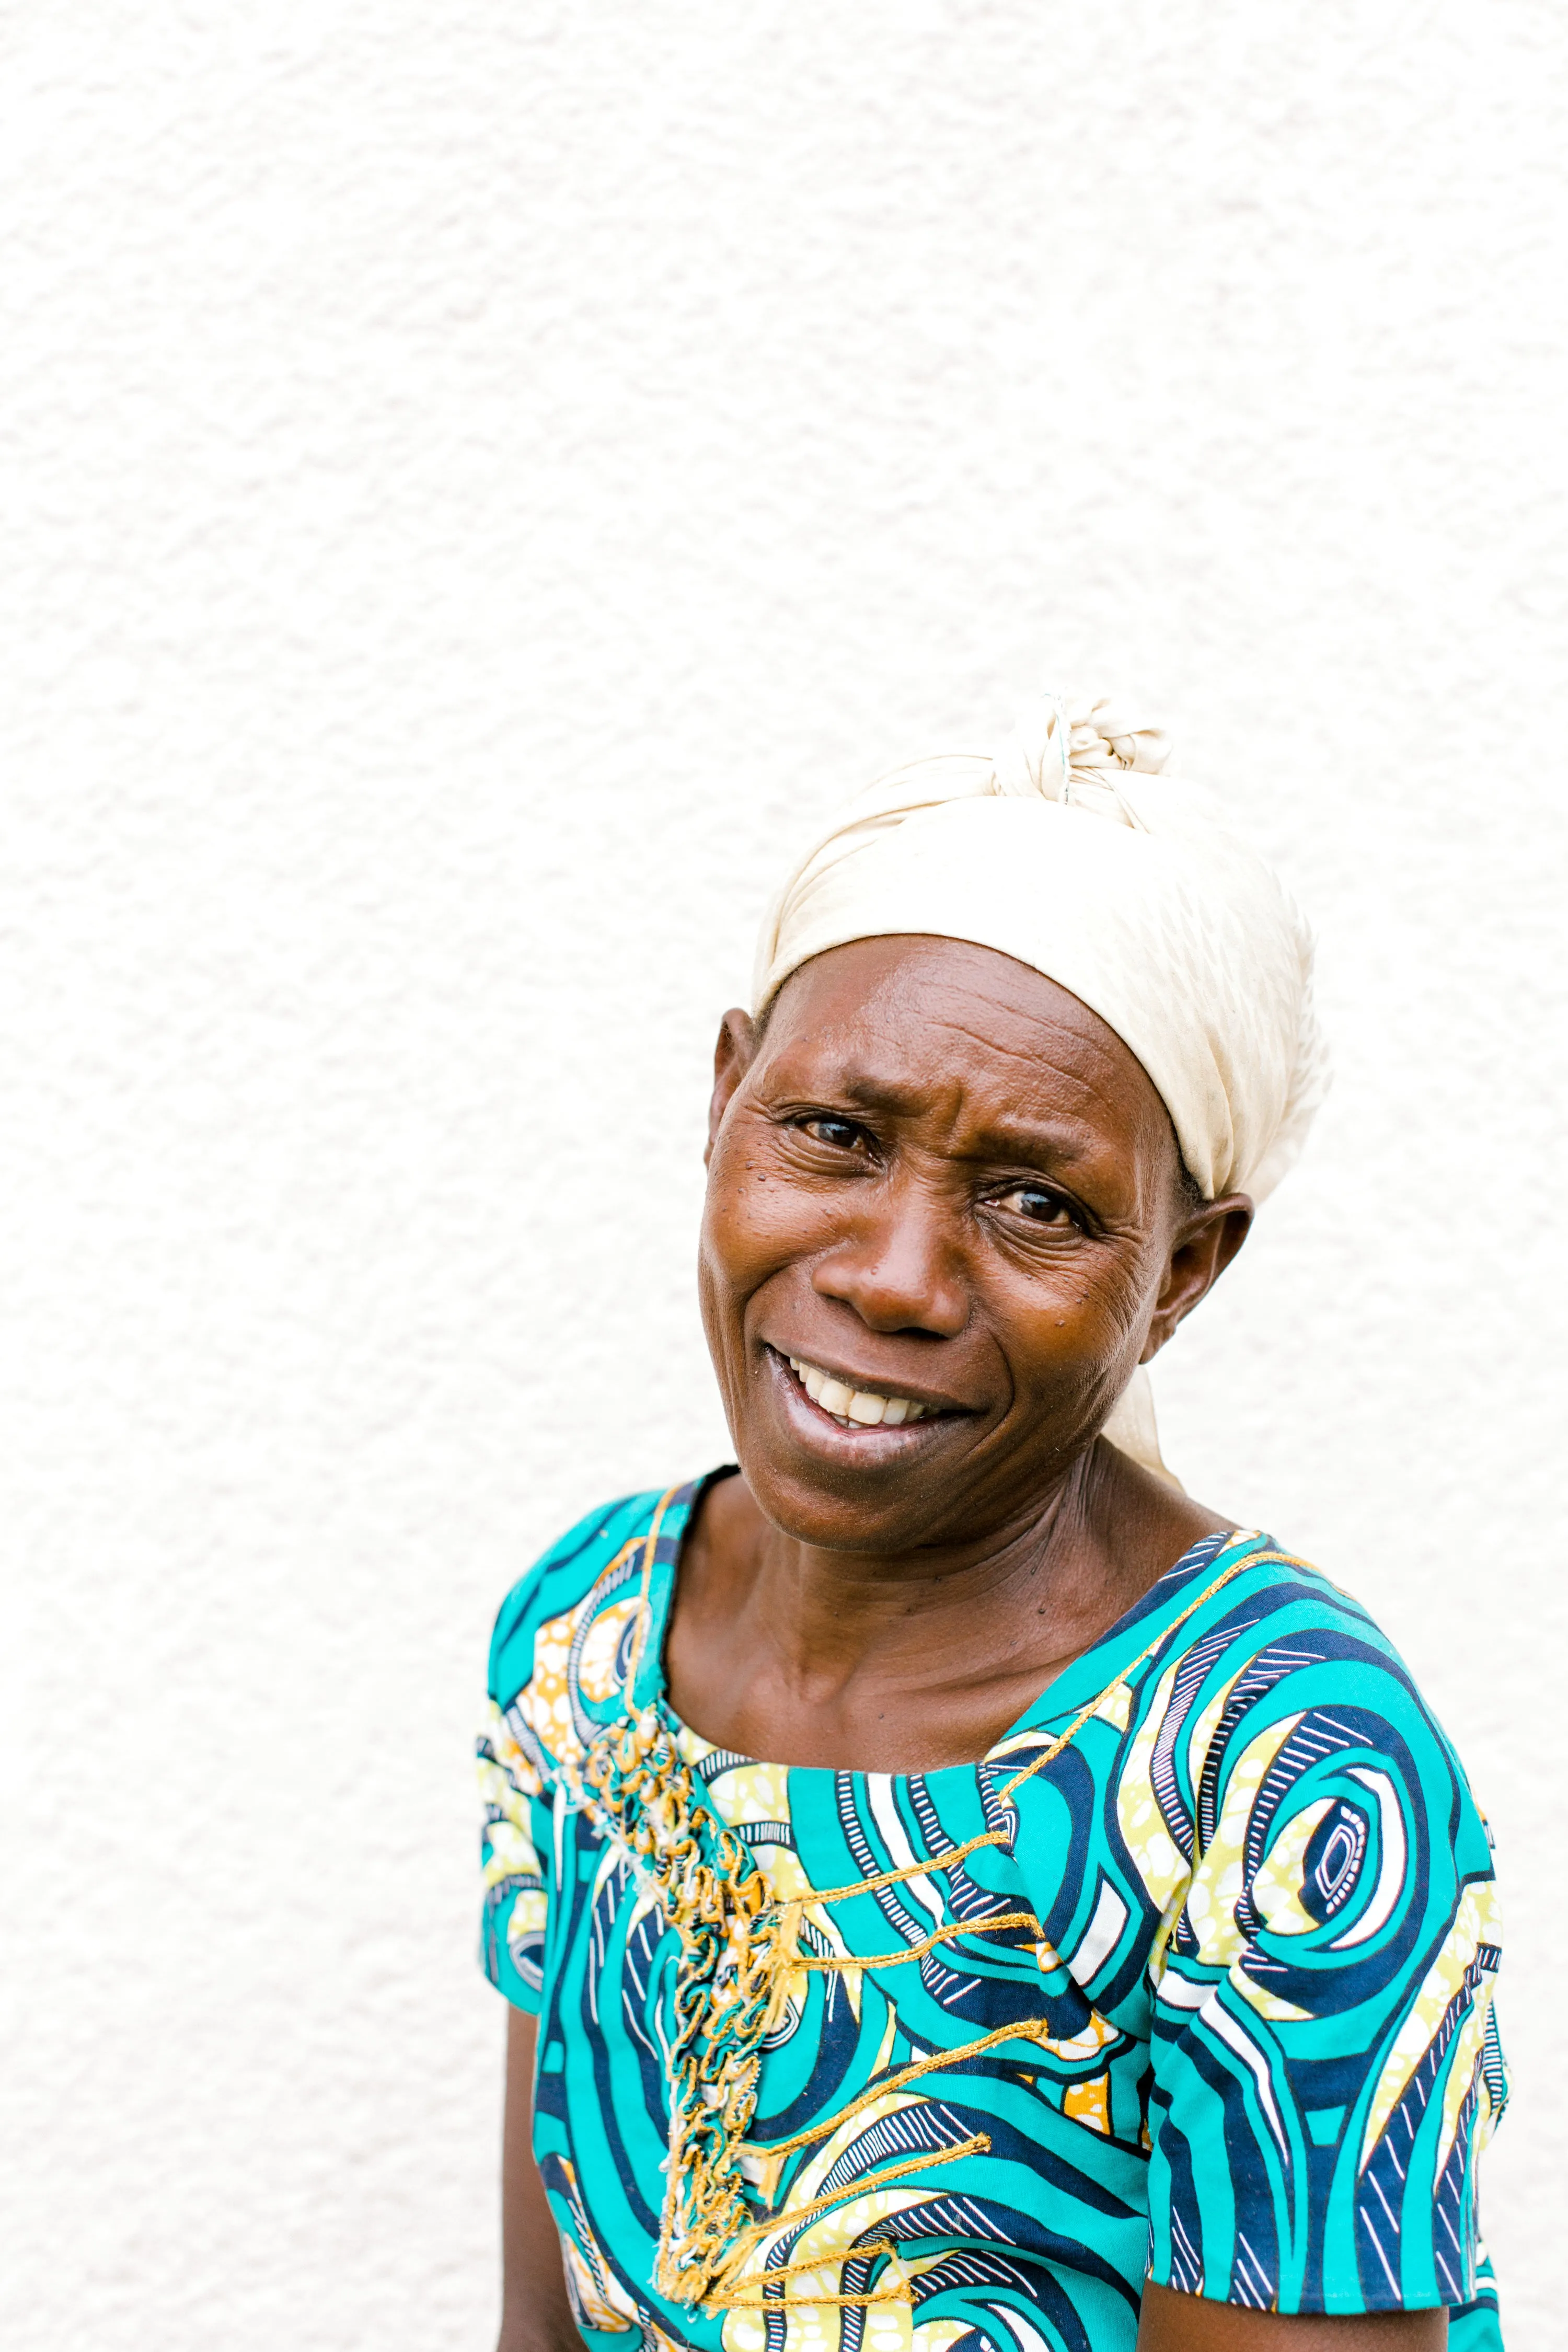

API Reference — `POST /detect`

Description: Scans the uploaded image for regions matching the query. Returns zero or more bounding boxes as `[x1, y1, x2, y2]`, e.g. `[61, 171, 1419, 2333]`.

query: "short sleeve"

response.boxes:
[1144, 1616, 1506, 2326]
[477, 1696, 553, 2013]
[473, 1486, 673, 2015]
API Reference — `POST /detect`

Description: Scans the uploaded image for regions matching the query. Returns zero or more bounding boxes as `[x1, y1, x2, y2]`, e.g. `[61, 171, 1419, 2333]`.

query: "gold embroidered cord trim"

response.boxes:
[755, 2016, 1085, 2163]
[712, 2241, 905, 2311]
[716, 2133, 989, 2278]
[799, 1911, 1043, 1971]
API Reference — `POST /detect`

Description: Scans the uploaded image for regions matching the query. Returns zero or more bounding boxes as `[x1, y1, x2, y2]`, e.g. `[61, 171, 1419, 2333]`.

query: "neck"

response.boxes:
[741, 1454, 1100, 1687]
[672, 1442, 1222, 1769]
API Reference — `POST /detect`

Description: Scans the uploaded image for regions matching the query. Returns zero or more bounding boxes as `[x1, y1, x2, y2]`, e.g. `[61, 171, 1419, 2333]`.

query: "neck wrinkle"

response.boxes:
[740, 1452, 1103, 1696]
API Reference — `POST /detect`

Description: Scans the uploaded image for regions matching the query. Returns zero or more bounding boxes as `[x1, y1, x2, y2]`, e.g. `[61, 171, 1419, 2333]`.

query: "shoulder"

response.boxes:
[1155, 1531, 1443, 1699]
[1131, 1531, 1492, 1862]
[487, 1483, 678, 1709]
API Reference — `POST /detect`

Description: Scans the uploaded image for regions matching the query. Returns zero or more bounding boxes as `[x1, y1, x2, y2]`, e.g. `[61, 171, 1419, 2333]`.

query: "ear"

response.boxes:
[705, 1008, 759, 1166]
[1139, 1195, 1253, 1362]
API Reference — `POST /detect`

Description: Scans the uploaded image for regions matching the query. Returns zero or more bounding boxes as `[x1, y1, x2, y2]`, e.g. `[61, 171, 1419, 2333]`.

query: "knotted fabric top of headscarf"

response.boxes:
[751, 689, 1329, 1480]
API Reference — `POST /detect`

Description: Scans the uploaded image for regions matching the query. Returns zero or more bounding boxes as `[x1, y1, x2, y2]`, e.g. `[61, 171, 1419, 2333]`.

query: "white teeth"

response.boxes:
[783, 1355, 933, 1430]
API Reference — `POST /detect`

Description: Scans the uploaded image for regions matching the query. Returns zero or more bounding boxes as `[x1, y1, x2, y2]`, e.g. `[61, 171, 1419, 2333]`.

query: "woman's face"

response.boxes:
[699, 935, 1250, 1557]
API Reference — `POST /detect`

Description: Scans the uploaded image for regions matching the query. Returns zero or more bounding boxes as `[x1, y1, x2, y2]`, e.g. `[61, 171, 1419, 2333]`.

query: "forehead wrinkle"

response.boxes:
[913, 999, 1161, 1134]
[764, 943, 1166, 1105]
[920, 985, 1147, 1081]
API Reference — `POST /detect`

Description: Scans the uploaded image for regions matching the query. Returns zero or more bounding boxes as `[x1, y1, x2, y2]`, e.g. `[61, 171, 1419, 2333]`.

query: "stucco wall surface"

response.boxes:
[2, 4, 1564, 2345]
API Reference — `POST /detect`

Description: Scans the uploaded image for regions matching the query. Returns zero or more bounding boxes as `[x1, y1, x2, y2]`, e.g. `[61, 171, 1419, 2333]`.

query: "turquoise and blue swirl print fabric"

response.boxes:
[478, 1478, 1506, 2350]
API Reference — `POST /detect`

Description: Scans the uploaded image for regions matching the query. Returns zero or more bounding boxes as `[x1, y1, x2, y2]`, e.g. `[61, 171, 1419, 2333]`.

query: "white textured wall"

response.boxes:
[3, 5, 1564, 2344]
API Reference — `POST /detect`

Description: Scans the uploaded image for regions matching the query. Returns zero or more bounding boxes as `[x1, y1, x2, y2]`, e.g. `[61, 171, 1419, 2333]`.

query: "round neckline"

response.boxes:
[645, 1467, 1254, 1783]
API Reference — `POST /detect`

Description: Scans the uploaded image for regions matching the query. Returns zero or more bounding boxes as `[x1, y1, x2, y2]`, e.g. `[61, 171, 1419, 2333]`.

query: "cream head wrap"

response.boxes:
[752, 690, 1329, 1479]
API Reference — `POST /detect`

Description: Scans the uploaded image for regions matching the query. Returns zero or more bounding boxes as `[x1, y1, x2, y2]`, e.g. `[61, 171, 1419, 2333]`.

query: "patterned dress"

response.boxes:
[478, 1473, 1506, 2349]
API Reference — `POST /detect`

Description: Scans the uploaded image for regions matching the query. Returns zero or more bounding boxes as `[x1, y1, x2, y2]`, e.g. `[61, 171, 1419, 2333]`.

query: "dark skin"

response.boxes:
[498, 936, 1446, 2350]
[498, 2010, 581, 2352]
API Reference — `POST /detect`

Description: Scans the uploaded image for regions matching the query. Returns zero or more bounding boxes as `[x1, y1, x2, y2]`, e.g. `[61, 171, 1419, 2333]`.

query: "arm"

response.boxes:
[497, 2005, 584, 2352]
[1138, 2281, 1446, 2349]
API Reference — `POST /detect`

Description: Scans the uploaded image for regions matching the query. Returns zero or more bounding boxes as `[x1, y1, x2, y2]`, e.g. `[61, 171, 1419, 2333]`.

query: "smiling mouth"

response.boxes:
[781, 1351, 948, 1430]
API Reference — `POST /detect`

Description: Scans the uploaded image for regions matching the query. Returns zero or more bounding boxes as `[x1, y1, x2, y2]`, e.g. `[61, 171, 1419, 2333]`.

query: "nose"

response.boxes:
[810, 1175, 970, 1339]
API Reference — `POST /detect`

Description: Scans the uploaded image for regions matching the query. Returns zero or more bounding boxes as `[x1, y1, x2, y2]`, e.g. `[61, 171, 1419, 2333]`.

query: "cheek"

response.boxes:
[991, 1247, 1158, 1383]
[700, 1130, 826, 1295]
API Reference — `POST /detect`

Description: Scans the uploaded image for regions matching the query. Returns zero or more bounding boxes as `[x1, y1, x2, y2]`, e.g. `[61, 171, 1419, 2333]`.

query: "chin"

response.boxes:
[740, 1456, 942, 1554]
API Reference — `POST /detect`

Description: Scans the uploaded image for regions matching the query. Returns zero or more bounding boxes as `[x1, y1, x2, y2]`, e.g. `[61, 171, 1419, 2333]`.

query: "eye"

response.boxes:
[797, 1115, 867, 1153]
[993, 1182, 1080, 1230]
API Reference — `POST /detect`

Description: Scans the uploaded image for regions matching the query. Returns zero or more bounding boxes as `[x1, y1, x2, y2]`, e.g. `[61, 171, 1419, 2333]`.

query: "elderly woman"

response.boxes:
[479, 698, 1506, 2351]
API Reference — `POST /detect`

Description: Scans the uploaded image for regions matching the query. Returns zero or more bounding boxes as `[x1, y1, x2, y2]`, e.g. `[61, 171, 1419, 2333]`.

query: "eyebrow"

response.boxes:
[811, 1069, 1113, 1173]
